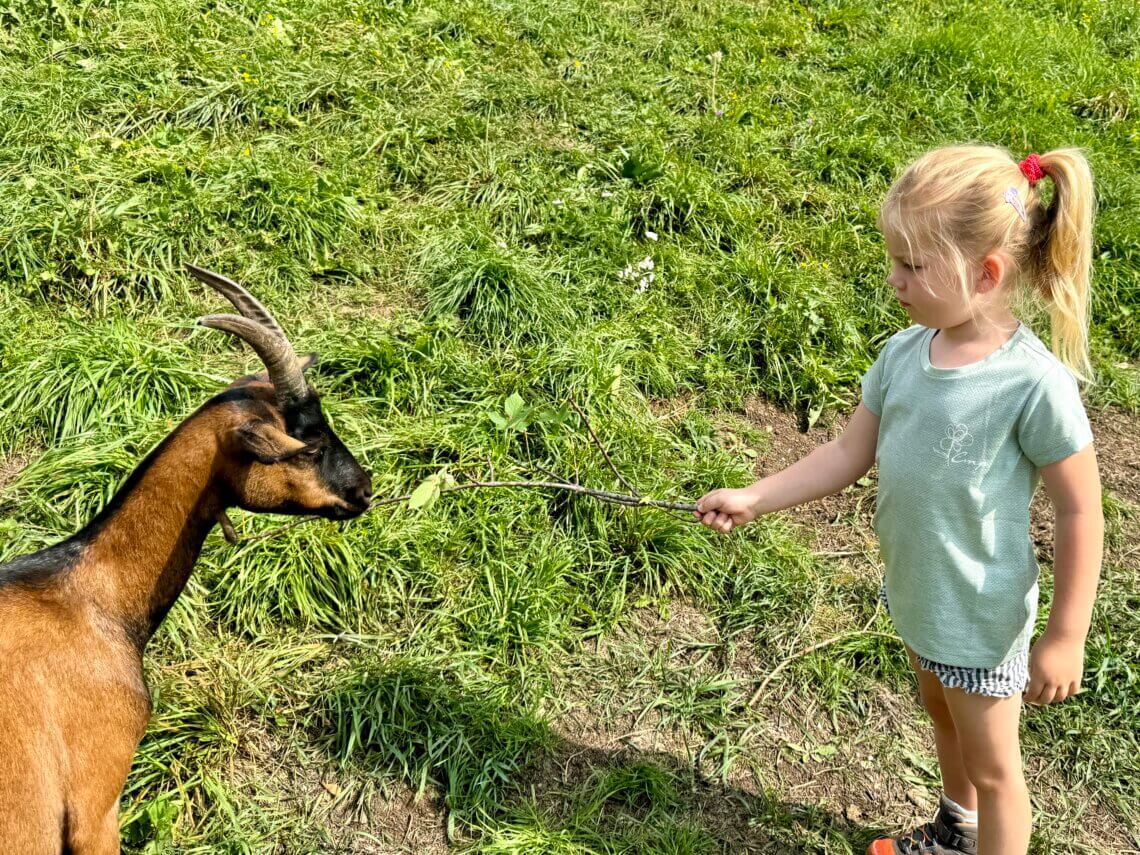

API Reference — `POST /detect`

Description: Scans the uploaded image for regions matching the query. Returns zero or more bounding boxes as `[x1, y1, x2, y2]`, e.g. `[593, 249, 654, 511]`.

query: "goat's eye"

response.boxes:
[303, 445, 323, 459]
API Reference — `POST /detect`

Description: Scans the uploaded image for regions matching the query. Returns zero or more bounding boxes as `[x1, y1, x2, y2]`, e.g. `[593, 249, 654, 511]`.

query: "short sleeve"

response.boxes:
[1016, 366, 1094, 467]
[861, 344, 888, 416]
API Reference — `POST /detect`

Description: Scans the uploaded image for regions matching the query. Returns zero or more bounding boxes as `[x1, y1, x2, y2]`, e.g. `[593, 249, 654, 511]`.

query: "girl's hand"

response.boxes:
[1025, 633, 1085, 705]
[693, 487, 759, 534]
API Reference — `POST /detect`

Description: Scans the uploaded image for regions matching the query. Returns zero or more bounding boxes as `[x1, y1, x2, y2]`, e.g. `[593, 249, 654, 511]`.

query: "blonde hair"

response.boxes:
[878, 144, 1096, 382]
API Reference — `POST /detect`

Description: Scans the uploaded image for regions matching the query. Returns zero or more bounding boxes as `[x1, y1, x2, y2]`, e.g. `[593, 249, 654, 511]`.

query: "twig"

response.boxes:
[1116, 542, 1140, 563]
[439, 479, 694, 509]
[232, 479, 700, 548]
[748, 630, 901, 707]
[567, 397, 640, 497]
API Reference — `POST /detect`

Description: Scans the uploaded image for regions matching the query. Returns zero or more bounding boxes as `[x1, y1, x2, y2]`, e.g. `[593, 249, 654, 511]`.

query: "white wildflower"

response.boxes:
[645, 230, 658, 241]
[621, 257, 658, 292]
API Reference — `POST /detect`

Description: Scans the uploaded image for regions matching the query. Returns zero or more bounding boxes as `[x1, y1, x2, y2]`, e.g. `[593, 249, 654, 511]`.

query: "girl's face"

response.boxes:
[883, 227, 975, 330]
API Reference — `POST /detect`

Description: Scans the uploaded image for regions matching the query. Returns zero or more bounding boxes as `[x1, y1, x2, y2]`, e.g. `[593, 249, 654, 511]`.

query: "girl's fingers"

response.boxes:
[696, 490, 720, 512]
[1024, 677, 1044, 705]
[1019, 667, 1085, 706]
[694, 498, 740, 533]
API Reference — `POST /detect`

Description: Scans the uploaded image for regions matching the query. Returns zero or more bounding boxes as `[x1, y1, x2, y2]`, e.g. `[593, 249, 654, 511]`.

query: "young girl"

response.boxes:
[695, 145, 1104, 854]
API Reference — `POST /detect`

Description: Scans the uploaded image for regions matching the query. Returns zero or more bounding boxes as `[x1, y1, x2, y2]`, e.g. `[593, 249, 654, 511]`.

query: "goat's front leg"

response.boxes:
[68, 801, 121, 855]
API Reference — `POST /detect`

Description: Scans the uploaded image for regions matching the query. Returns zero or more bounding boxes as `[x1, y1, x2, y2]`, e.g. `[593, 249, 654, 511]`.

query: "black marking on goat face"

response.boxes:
[283, 394, 372, 519]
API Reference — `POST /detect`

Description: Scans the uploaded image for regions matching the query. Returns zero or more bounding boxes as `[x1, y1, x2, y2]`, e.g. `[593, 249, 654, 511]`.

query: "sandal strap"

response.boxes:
[897, 822, 938, 852]
[934, 814, 978, 854]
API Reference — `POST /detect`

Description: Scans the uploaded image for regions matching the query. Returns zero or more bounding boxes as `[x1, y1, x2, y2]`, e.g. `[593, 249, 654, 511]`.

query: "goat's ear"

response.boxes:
[228, 420, 309, 464]
[298, 352, 318, 374]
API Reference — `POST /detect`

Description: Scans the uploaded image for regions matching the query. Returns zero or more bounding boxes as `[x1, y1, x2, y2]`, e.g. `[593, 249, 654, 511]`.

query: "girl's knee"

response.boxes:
[963, 755, 1025, 793]
[942, 688, 1025, 793]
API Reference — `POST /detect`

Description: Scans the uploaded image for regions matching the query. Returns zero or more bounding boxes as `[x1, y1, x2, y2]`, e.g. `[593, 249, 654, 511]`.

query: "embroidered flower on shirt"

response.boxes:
[934, 423, 978, 465]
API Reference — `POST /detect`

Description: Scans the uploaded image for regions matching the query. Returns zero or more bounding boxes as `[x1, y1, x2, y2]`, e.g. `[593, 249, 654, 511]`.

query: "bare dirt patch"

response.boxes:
[230, 729, 451, 854]
[0, 451, 31, 494]
[741, 395, 877, 556]
[1088, 406, 1140, 508]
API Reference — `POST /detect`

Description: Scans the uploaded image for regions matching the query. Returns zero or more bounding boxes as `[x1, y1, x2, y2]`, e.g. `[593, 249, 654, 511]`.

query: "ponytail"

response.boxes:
[1027, 149, 1095, 383]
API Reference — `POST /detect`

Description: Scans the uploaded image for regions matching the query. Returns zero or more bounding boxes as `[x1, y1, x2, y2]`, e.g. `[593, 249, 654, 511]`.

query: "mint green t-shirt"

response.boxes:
[861, 322, 1094, 668]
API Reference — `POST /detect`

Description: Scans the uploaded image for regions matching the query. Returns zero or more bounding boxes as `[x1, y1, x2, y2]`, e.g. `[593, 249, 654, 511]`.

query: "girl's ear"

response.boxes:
[977, 253, 1006, 294]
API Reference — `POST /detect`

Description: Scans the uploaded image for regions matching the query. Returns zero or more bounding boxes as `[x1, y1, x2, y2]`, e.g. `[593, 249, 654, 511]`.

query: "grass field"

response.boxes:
[1, 0, 1138, 851]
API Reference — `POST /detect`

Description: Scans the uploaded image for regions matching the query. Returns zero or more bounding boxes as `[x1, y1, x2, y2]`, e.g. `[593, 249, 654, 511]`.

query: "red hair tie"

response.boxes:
[1019, 153, 1046, 186]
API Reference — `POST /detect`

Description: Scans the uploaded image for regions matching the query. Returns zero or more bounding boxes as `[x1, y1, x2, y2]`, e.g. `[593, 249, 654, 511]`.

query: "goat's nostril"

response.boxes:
[356, 478, 373, 504]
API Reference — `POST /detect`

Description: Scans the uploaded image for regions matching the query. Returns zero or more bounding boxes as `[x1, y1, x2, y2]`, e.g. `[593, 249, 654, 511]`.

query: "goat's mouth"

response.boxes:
[322, 500, 370, 520]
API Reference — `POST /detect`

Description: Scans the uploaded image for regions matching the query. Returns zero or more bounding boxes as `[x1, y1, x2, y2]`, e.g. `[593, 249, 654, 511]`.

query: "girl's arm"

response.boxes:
[1025, 443, 1104, 705]
[694, 403, 880, 533]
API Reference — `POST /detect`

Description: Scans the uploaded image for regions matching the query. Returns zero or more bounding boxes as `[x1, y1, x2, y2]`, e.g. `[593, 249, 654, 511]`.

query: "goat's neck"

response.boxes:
[79, 419, 226, 649]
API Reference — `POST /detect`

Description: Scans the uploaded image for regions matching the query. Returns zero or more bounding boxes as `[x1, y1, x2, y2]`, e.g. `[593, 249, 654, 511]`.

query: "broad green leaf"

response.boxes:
[504, 392, 525, 420]
[407, 477, 440, 510]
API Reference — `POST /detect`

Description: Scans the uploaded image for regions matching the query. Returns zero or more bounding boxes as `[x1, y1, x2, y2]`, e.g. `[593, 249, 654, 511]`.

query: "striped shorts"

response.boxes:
[878, 582, 1030, 699]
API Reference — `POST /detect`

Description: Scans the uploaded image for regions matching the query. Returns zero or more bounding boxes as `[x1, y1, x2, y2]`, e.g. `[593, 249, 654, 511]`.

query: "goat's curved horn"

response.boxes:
[183, 262, 288, 340]
[197, 315, 309, 407]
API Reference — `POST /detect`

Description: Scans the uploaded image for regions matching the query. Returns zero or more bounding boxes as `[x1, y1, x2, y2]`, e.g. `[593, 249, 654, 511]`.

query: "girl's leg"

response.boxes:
[942, 686, 1030, 855]
[906, 645, 977, 811]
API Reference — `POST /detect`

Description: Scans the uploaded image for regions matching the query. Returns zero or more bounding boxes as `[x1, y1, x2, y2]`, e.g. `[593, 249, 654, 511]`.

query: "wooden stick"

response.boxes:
[231, 479, 700, 548]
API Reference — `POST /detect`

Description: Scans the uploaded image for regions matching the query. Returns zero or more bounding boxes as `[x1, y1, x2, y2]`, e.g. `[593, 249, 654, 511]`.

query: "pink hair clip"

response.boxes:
[1004, 186, 1027, 223]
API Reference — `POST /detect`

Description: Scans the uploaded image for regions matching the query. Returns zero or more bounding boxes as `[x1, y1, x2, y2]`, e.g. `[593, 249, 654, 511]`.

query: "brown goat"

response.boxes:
[0, 265, 373, 854]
